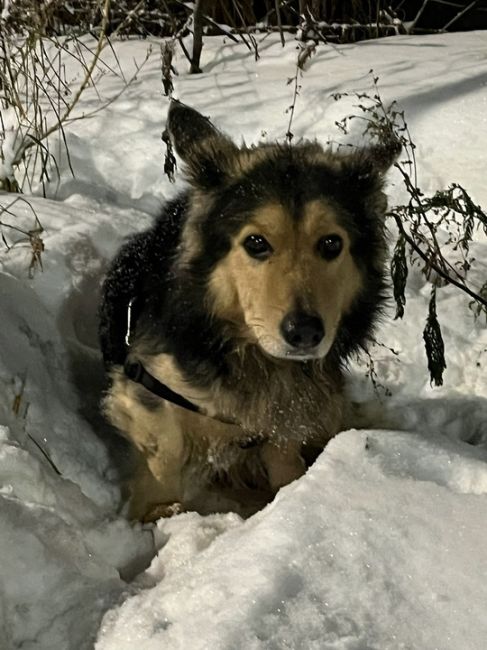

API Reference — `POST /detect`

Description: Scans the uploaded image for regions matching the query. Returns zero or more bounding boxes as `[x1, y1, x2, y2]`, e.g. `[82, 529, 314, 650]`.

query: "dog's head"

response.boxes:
[167, 101, 398, 362]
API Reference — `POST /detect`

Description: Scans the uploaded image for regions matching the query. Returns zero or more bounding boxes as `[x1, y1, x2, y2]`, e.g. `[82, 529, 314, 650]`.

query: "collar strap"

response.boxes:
[123, 360, 266, 450]
[124, 361, 201, 414]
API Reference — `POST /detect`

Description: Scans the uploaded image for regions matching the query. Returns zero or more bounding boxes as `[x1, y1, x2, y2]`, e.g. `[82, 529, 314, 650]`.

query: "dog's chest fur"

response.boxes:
[139, 345, 346, 447]
[105, 344, 346, 517]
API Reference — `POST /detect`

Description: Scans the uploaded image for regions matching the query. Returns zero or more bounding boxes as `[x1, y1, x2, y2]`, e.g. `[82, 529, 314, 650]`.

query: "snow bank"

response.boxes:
[96, 428, 487, 650]
[0, 30, 486, 649]
[0, 198, 154, 648]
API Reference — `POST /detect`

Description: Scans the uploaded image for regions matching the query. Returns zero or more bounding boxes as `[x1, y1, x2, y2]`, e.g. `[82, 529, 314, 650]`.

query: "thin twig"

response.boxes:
[285, 62, 300, 143]
[18, 0, 112, 157]
[442, 0, 480, 30]
[275, 0, 286, 47]
[27, 433, 62, 476]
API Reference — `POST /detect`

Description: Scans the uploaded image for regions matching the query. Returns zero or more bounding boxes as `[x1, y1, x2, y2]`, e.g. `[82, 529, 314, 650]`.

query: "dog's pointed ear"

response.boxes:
[364, 139, 402, 175]
[345, 139, 401, 179]
[166, 100, 239, 188]
[342, 139, 401, 214]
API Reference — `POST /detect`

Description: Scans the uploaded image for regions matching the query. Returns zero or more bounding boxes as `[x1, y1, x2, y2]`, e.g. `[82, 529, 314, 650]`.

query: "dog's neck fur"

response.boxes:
[218, 344, 346, 444]
[134, 297, 346, 447]
[130, 191, 357, 446]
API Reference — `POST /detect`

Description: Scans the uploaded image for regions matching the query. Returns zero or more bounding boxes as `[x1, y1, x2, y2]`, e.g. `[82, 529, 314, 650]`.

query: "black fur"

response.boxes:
[97, 104, 401, 520]
[100, 151, 388, 383]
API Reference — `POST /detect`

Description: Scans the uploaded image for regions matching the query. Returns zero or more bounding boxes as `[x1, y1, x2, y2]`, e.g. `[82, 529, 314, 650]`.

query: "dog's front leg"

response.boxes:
[260, 440, 306, 491]
[104, 371, 186, 520]
[127, 448, 184, 522]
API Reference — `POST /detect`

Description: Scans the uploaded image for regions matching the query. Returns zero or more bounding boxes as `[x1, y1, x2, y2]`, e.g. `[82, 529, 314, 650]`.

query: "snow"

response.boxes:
[0, 0, 10, 23]
[0, 30, 486, 650]
[97, 429, 487, 650]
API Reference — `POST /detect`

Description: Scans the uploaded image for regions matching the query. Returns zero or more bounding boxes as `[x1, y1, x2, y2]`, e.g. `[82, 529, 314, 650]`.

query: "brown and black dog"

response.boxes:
[99, 101, 397, 520]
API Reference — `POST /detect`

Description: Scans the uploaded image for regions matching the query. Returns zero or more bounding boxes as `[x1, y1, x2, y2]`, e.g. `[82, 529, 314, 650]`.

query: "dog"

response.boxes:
[99, 100, 398, 521]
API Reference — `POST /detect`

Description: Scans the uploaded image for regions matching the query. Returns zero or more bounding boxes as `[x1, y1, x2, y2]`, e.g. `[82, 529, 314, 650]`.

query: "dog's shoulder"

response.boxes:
[99, 194, 189, 367]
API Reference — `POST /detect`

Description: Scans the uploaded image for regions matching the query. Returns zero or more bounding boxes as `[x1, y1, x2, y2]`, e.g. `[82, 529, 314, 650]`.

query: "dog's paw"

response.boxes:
[261, 441, 306, 491]
[141, 501, 183, 523]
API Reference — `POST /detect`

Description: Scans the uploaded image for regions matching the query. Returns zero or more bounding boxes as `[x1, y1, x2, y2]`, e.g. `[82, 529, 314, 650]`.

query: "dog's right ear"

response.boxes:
[166, 100, 239, 189]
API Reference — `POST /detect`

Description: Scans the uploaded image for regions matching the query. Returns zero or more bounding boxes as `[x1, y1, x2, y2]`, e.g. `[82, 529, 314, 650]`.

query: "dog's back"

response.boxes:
[99, 197, 187, 368]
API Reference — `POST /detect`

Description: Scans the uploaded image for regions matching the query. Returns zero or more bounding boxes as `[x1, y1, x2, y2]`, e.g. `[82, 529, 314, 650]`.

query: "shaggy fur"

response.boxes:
[99, 101, 398, 520]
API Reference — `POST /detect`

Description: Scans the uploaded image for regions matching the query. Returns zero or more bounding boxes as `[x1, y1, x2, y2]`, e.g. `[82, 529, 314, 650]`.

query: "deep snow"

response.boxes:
[0, 30, 486, 650]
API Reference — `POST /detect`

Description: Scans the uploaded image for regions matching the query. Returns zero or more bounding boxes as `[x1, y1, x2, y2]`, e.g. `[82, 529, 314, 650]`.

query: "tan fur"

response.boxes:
[135, 345, 346, 444]
[105, 344, 346, 519]
[104, 197, 365, 520]
[177, 189, 216, 268]
[207, 199, 362, 359]
[260, 440, 306, 490]
[104, 368, 185, 509]
[177, 144, 353, 271]
[105, 364, 276, 519]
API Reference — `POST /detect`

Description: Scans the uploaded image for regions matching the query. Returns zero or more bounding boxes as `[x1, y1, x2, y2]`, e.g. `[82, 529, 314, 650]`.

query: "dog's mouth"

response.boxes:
[255, 333, 332, 362]
[249, 312, 334, 362]
[284, 349, 322, 361]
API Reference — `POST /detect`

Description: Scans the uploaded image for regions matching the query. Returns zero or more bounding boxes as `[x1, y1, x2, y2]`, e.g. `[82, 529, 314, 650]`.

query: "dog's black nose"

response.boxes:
[280, 312, 325, 350]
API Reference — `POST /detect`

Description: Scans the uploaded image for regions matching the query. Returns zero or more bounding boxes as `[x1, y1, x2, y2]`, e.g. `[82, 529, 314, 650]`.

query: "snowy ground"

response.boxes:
[1, 30, 487, 650]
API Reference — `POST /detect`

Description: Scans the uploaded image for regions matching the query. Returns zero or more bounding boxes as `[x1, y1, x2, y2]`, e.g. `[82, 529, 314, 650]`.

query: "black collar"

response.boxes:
[124, 360, 201, 414]
[123, 360, 266, 450]
[123, 297, 201, 414]
[123, 298, 266, 449]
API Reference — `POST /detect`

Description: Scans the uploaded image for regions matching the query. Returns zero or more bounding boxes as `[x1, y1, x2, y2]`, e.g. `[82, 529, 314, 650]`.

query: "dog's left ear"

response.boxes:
[343, 140, 401, 214]
[345, 139, 401, 178]
[166, 100, 239, 189]
[364, 140, 401, 175]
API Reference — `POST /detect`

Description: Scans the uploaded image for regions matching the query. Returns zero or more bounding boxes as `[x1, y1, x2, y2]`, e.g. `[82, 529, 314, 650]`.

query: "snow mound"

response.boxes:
[0, 198, 154, 649]
[96, 428, 487, 650]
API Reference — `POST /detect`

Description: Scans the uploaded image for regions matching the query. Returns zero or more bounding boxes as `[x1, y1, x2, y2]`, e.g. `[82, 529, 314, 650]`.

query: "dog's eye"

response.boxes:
[317, 235, 343, 260]
[243, 234, 273, 260]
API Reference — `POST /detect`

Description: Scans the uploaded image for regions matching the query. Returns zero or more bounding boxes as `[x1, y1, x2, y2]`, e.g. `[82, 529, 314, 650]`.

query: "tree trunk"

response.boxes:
[191, 0, 205, 73]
